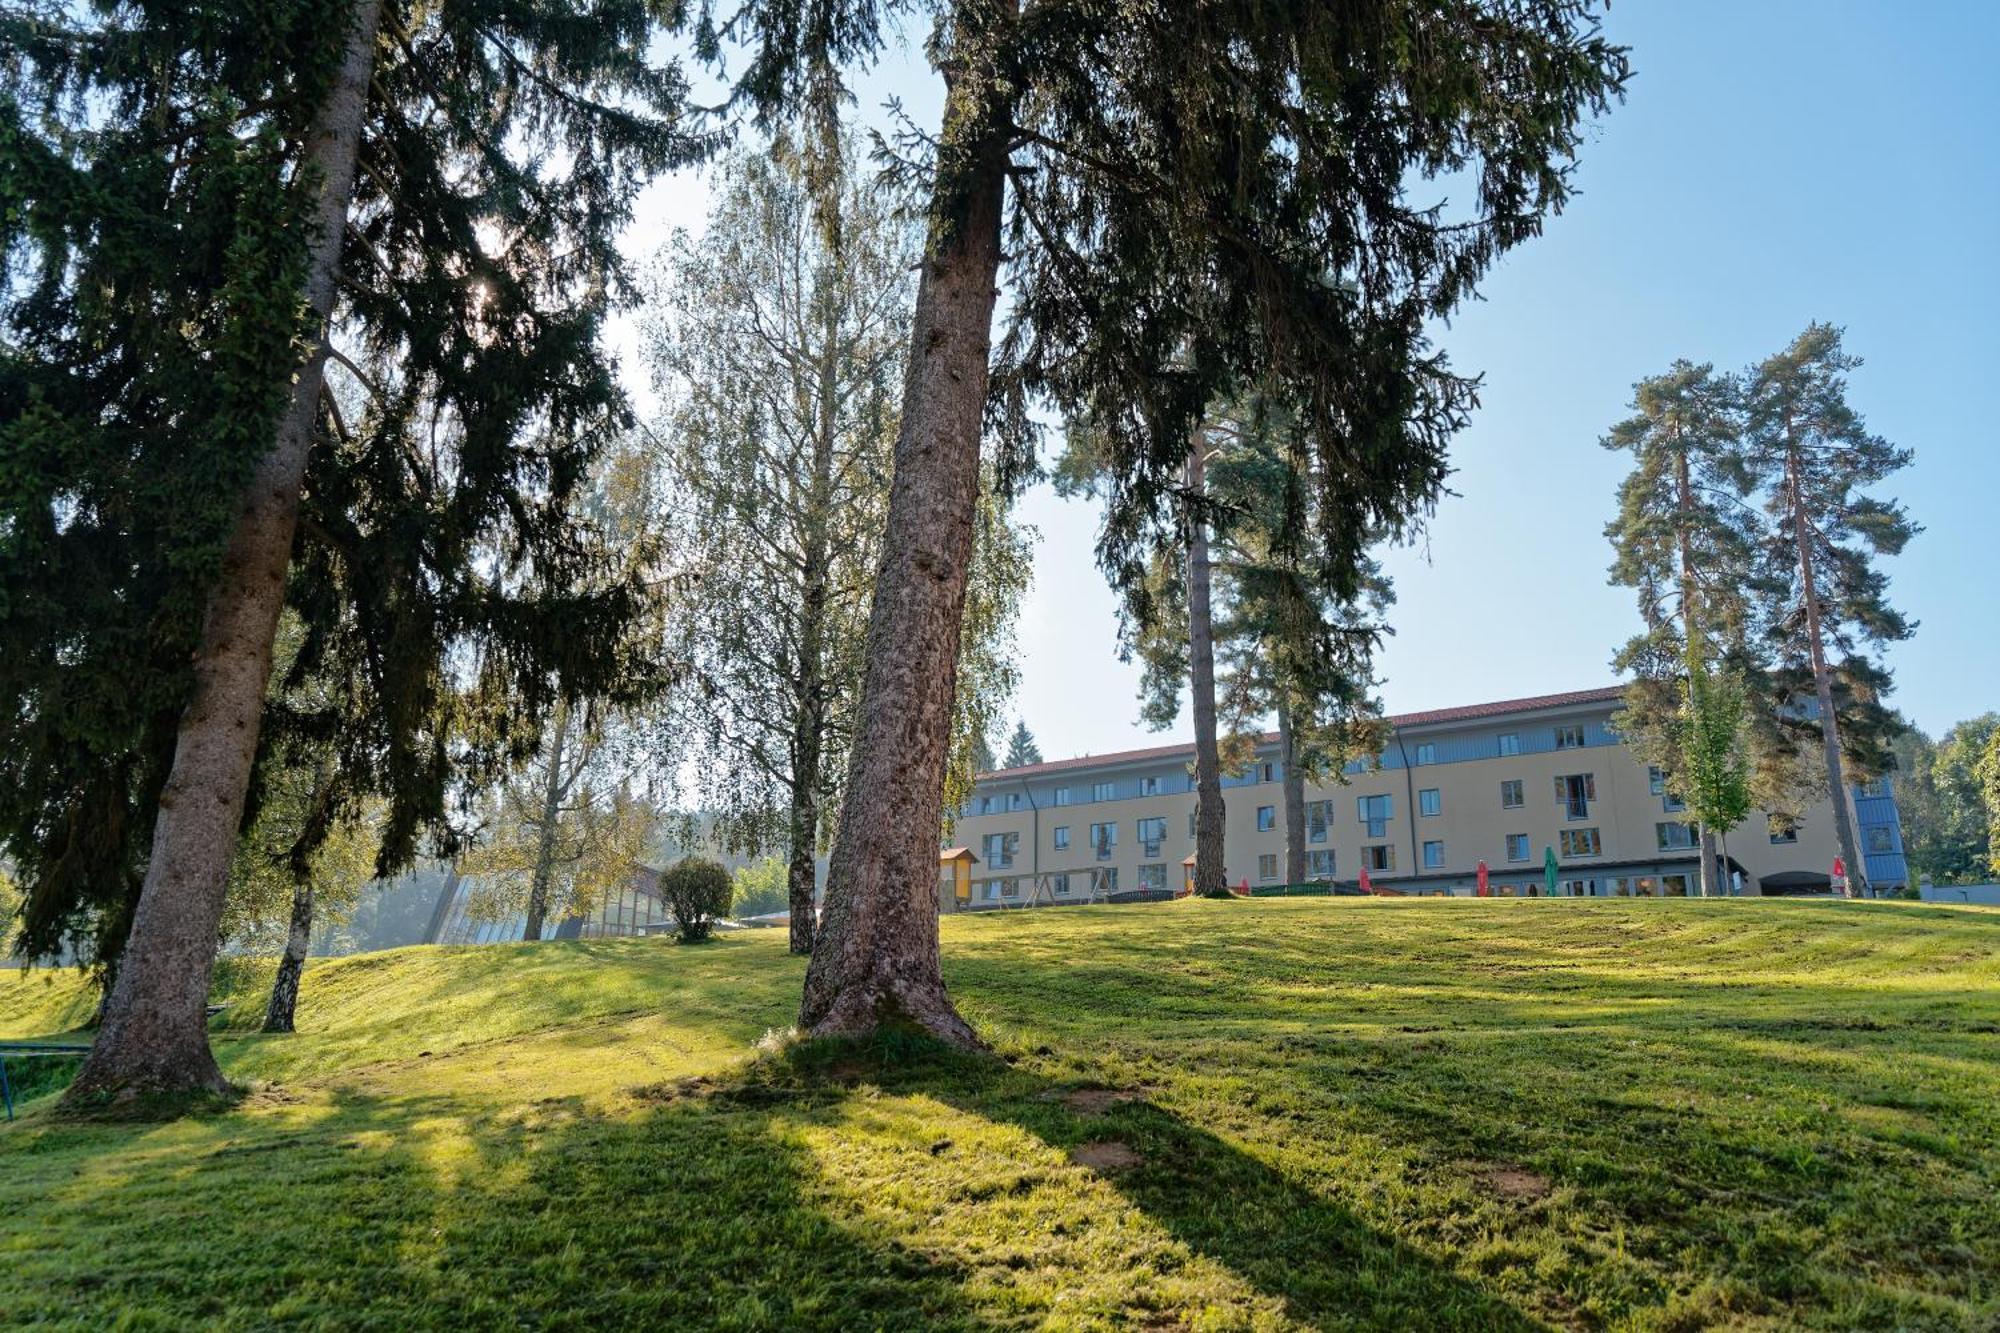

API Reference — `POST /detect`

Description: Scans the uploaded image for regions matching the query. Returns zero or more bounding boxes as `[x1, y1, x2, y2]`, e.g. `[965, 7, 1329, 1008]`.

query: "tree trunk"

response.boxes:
[797, 32, 1012, 1045]
[522, 697, 573, 941]
[1672, 449, 1722, 899]
[1186, 439, 1228, 897]
[262, 882, 315, 1034]
[1279, 696, 1306, 885]
[1786, 446, 1867, 898]
[66, 0, 383, 1101]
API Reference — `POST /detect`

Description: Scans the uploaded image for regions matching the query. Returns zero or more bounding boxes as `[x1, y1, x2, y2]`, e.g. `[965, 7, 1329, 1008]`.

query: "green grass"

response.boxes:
[3, 898, 1997, 1329]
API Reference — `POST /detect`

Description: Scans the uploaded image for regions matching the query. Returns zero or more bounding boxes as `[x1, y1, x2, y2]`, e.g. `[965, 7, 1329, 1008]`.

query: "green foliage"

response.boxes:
[1979, 728, 2000, 878]
[731, 856, 790, 918]
[0, 0, 702, 970]
[1895, 717, 2000, 886]
[1675, 663, 1754, 848]
[658, 857, 733, 943]
[0, 866, 19, 956]
[4, 900, 1999, 1326]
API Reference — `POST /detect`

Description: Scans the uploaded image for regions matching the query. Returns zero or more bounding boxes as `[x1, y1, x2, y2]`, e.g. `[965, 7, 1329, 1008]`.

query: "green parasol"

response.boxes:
[1543, 845, 1560, 897]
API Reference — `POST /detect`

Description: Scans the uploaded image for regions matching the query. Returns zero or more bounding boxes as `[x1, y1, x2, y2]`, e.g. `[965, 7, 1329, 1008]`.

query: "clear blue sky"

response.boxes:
[628, 2, 2000, 757]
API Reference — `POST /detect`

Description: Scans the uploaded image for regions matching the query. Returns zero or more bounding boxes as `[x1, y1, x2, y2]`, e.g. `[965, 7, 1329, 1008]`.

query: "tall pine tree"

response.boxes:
[1746, 324, 1916, 898]
[4, 0, 699, 1099]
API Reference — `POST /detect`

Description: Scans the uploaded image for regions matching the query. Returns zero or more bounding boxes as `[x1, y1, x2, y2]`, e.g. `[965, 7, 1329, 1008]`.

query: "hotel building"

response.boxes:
[949, 686, 1908, 906]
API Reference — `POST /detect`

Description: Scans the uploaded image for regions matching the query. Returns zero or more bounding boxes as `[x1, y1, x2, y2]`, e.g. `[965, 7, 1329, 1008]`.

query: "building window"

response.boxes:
[1648, 766, 1666, 795]
[1413, 742, 1437, 766]
[1257, 853, 1278, 881]
[1053, 873, 1070, 895]
[1498, 732, 1520, 757]
[1307, 800, 1333, 843]
[1308, 850, 1336, 879]
[1357, 793, 1393, 838]
[1422, 840, 1446, 869]
[1260, 762, 1276, 783]
[1140, 775, 1160, 796]
[1662, 790, 1686, 814]
[1554, 724, 1586, 750]
[1006, 792, 1023, 811]
[1505, 833, 1530, 862]
[1559, 827, 1602, 858]
[978, 795, 993, 815]
[1859, 778, 1888, 798]
[1138, 864, 1167, 892]
[1053, 787, 1071, 807]
[1656, 822, 1697, 851]
[1500, 779, 1524, 809]
[1052, 826, 1070, 851]
[1102, 867, 1119, 893]
[1256, 805, 1276, 831]
[999, 878, 1019, 898]
[1363, 844, 1395, 872]
[1090, 822, 1117, 859]
[1555, 773, 1596, 821]
[1092, 781, 1114, 802]
[1187, 810, 1196, 838]
[1768, 816, 1798, 845]
[1866, 826, 1893, 854]
[982, 831, 1018, 869]
[1419, 788, 1441, 817]
[1137, 816, 1167, 859]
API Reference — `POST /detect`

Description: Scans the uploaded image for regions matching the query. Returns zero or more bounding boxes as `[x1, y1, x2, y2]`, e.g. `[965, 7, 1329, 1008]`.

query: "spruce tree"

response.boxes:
[1745, 324, 1916, 898]
[1602, 360, 1763, 895]
[3, 0, 698, 1099]
[716, 0, 1628, 1043]
[1002, 721, 1042, 769]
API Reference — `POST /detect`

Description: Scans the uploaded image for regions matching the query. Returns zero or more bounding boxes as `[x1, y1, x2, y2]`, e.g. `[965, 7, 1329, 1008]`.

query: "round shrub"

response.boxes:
[658, 857, 733, 943]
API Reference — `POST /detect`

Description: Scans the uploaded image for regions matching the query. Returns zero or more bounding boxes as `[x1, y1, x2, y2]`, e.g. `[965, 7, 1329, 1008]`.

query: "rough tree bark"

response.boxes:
[1671, 448, 1724, 898]
[1186, 439, 1228, 897]
[67, 0, 384, 1100]
[522, 696, 574, 942]
[1784, 440, 1867, 898]
[796, 37, 1012, 1044]
[1279, 696, 1307, 886]
[262, 882, 315, 1034]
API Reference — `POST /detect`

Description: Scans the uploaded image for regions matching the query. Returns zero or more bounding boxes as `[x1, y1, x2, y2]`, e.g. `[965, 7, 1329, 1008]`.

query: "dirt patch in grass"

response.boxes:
[1070, 1140, 1143, 1172]
[1473, 1162, 1550, 1201]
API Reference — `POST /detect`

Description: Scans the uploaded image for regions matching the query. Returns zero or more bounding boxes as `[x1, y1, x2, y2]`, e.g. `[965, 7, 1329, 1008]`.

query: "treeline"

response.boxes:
[2, 0, 1632, 1101]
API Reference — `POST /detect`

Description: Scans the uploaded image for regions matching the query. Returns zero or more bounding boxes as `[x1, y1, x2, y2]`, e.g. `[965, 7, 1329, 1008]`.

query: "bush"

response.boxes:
[658, 857, 733, 943]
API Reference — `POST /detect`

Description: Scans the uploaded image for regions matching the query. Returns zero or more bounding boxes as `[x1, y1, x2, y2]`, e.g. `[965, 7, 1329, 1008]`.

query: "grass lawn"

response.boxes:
[2, 898, 1997, 1329]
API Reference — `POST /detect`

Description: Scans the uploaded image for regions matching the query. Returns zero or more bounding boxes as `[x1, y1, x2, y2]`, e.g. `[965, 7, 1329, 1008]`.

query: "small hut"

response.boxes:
[938, 847, 979, 912]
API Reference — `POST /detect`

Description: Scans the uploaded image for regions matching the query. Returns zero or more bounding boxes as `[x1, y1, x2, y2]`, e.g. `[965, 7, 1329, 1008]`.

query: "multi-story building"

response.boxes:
[949, 686, 1908, 907]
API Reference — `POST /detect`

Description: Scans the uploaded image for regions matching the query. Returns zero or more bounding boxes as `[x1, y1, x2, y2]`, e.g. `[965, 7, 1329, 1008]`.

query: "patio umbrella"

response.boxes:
[1476, 860, 1490, 897]
[1543, 845, 1559, 897]
[1358, 865, 1374, 895]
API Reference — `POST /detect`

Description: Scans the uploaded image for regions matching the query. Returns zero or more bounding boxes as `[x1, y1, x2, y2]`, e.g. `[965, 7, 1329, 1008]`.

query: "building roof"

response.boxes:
[978, 684, 1627, 781]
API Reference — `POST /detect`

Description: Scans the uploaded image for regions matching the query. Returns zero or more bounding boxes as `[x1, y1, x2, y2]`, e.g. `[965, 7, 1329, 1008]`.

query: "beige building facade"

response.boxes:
[949, 686, 1908, 907]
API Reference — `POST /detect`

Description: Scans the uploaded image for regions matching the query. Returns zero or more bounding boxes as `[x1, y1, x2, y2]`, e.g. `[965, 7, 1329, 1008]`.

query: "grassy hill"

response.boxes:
[3, 898, 1997, 1329]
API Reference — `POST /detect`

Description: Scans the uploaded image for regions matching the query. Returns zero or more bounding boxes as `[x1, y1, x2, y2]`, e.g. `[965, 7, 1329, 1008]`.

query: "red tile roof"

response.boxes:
[980, 685, 1626, 780]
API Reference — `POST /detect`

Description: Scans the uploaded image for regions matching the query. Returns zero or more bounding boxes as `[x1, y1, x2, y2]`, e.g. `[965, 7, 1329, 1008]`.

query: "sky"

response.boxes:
[622, 2, 2000, 761]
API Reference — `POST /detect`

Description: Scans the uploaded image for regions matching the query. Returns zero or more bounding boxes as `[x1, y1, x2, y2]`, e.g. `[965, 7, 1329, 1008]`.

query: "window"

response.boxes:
[1419, 788, 1441, 817]
[1140, 775, 1160, 796]
[1662, 790, 1686, 814]
[1656, 821, 1697, 851]
[1648, 766, 1666, 796]
[1092, 781, 1115, 802]
[1260, 762, 1276, 783]
[1501, 779, 1524, 809]
[1308, 850, 1336, 879]
[1867, 826, 1893, 853]
[1555, 724, 1586, 749]
[1422, 840, 1446, 869]
[1363, 844, 1395, 872]
[977, 795, 993, 815]
[1102, 867, 1119, 893]
[1768, 816, 1798, 845]
[1498, 732, 1520, 757]
[1555, 773, 1596, 821]
[1053, 873, 1071, 896]
[1413, 742, 1437, 766]
[1256, 805, 1276, 831]
[999, 878, 1019, 898]
[1138, 864, 1167, 892]
[1559, 827, 1602, 858]
[1187, 811, 1197, 838]
[1052, 826, 1070, 851]
[1257, 853, 1278, 881]
[1137, 816, 1167, 859]
[1859, 777, 1888, 798]
[1089, 822, 1117, 859]
[1357, 793, 1393, 838]
[1307, 800, 1334, 843]
[982, 831, 1018, 869]
[1053, 787, 1072, 807]
[1505, 833, 1530, 862]
[1006, 792, 1023, 811]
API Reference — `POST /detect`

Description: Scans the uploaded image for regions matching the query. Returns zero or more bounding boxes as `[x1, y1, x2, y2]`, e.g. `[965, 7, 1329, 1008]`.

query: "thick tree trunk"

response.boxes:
[522, 697, 573, 941]
[262, 882, 314, 1034]
[67, 0, 383, 1101]
[797, 35, 1012, 1045]
[1786, 447, 1867, 898]
[1186, 440, 1228, 897]
[1279, 696, 1306, 885]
